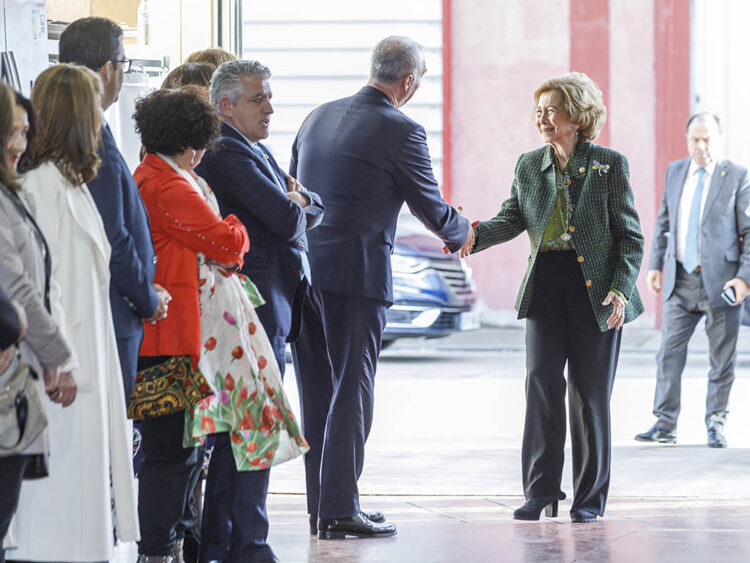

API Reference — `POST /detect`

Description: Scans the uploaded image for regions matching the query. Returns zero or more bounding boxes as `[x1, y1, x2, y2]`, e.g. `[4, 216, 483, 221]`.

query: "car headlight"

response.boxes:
[391, 254, 430, 275]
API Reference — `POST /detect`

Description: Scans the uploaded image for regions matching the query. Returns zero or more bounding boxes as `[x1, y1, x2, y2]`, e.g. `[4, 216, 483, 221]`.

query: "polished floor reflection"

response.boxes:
[267, 494, 750, 562]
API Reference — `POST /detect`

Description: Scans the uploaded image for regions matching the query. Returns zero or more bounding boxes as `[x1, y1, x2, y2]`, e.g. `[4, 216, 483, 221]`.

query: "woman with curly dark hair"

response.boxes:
[132, 86, 307, 562]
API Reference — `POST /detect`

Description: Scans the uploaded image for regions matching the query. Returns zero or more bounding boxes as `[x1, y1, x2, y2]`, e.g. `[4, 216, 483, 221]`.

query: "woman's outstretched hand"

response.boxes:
[444, 220, 479, 257]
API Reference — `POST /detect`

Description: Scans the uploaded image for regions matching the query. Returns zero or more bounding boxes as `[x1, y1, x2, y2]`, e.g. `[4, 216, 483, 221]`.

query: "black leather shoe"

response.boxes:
[512, 491, 566, 521]
[310, 511, 385, 534]
[634, 424, 676, 444]
[318, 512, 397, 539]
[571, 509, 597, 523]
[707, 427, 727, 448]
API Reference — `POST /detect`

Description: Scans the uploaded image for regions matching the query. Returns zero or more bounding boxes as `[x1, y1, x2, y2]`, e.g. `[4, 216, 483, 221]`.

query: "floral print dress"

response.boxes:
[182, 172, 308, 471]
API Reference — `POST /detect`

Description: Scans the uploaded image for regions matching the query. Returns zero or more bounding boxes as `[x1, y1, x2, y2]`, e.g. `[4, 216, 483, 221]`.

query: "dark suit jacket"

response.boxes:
[0, 285, 20, 348]
[473, 141, 645, 332]
[196, 122, 324, 338]
[87, 124, 159, 339]
[290, 86, 468, 304]
[649, 157, 750, 308]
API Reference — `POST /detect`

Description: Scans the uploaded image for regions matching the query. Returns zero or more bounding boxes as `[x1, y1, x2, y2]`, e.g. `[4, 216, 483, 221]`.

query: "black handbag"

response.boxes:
[0, 351, 47, 455]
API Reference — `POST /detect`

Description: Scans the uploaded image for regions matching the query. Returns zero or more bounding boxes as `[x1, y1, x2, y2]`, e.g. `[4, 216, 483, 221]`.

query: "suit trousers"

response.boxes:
[117, 334, 141, 402]
[0, 454, 28, 555]
[253, 294, 288, 381]
[653, 267, 741, 431]
[199, 432, 273, 562]
[523, 251, 621, 515]
[137, 359, 202, 556]
[292, 287, 387, 519]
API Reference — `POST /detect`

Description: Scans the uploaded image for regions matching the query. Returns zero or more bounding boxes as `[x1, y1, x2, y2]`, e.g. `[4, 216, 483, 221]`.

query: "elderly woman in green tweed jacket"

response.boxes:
[465, 72, 644, 524]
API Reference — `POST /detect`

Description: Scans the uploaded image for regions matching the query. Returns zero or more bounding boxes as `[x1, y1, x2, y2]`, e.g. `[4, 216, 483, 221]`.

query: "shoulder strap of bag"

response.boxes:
[0, 184, 52, 312]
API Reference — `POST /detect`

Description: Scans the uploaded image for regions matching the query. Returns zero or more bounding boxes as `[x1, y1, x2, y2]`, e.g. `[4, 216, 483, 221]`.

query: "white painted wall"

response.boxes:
[691, 0, 750, 167]
[241, 0, 443, 177]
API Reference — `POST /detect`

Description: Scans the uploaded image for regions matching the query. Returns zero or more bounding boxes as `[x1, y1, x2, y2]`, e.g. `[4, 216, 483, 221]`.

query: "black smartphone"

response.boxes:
[721, 287, 736, 306]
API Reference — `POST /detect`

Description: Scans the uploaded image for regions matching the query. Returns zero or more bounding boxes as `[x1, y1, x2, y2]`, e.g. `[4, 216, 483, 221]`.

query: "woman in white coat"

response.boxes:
[8, 64, 139, 561]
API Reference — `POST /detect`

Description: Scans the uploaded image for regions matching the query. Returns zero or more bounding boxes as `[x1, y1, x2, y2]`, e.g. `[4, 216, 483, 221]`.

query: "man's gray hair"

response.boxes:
[370, 36, 425, 83]
[209, 60, 271, 113]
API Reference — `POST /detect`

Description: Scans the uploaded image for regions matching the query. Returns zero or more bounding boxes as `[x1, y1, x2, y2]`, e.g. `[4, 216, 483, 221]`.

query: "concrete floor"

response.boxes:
[264, 325, 750, 562]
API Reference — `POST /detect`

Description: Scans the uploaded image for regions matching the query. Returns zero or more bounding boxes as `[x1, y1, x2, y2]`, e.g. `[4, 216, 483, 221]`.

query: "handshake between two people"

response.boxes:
[442, 206, 477, 259]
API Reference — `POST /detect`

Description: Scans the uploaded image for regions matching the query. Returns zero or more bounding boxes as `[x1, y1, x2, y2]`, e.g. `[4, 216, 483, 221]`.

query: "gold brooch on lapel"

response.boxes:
[592, 160, 610, 176]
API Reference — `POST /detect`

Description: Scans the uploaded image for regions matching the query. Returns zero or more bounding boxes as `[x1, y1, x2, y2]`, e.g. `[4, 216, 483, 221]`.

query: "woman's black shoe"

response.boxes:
[512, 492, 566, 520]
[570, 509, 597, 523]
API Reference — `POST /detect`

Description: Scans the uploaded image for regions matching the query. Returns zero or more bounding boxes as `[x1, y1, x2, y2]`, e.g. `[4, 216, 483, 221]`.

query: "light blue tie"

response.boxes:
[682, 168, 706, 273]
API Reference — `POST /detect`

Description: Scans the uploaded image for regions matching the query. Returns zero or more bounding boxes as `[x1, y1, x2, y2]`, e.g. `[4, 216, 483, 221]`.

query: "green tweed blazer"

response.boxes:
[473, 141, 645, 332]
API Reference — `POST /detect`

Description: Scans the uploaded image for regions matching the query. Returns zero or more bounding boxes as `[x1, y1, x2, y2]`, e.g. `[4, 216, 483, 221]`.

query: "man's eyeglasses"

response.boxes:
[97, 58, 132, 72]
[112, 58, 132, 72]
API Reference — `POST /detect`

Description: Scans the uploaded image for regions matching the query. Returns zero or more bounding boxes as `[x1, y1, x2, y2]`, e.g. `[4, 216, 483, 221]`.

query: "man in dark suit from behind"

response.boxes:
[59, 18, 169, 404]
[291, 36, 473, 540]
[194, 59, 323, 563]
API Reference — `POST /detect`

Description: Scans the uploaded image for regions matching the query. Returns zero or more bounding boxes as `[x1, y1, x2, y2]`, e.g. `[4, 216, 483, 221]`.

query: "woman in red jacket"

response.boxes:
[131, 86, 249, 562]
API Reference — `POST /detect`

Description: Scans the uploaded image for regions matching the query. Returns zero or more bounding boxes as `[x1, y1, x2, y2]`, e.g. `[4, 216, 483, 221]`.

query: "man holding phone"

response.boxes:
[637, 113, 750, 448]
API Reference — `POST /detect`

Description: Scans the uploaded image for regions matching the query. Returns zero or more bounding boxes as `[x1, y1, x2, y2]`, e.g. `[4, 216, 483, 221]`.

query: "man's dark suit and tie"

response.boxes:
[637, 113, 750, 448]
[59, 18, 168, 403]
[195, 60, 322, 563]
[290, 36, 472, 539]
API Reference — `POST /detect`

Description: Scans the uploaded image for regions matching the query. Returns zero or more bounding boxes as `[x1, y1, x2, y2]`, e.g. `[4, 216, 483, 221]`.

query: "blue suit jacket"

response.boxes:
[0, 285, 20, 348]
[195, 122, 324, 337]
[290, 86, 469, 304]
[87, 124, 159, 339]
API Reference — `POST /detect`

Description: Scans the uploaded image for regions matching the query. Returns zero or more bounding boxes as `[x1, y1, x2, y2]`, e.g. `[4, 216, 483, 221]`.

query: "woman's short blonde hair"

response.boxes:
[533, 72, 607, 141]
[185, 47, 237, 67]
[29, 64, 102, 185]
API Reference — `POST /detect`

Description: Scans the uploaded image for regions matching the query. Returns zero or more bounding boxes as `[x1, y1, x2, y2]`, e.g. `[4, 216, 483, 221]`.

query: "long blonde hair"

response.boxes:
[27, 64, 102, 185]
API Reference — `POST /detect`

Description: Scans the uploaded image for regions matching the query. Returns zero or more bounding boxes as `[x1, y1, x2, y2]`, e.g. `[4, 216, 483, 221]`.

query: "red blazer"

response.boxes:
[134, 153, 249, 358]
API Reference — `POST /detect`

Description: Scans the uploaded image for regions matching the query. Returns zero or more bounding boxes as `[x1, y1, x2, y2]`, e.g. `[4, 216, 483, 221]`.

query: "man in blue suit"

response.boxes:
[291, 36, 473, 540]
[195, 60, 323, 563]
[59, 18, 169, 404]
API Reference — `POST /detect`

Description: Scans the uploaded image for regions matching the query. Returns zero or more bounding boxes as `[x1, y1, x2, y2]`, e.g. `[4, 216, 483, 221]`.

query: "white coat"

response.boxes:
[8, 162, 139, 561]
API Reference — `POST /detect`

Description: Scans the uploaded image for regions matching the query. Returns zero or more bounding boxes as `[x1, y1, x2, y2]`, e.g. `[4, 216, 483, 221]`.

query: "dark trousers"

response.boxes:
[292, 287, 387, 519]
[523, 251, 622, 516]
[118, 335, 146, 475]
[653, 267, 741, 431]
[117, 335, 141, 402]
[199, 433, 273, 562]
[0, 455, 28, 560]
[138, 409, 202, 556]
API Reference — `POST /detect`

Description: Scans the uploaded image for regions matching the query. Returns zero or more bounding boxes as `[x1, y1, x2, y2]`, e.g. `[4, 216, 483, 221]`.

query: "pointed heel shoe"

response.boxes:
[513, 492, 566, 521]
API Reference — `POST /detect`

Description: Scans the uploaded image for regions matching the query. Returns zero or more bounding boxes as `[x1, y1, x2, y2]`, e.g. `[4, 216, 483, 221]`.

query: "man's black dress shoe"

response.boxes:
[634, 424, 676, 444]
[310, 511, 385, 534]
[318, 512, 397, 539]
[707, 427, 727, 448]
[512, 491, 566, 520]
[571, 509, 597, 523]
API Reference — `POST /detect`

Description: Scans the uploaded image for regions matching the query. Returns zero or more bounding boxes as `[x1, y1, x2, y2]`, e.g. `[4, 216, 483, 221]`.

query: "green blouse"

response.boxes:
[539, 148, 628, 303]
[540, 154, 575, 251]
